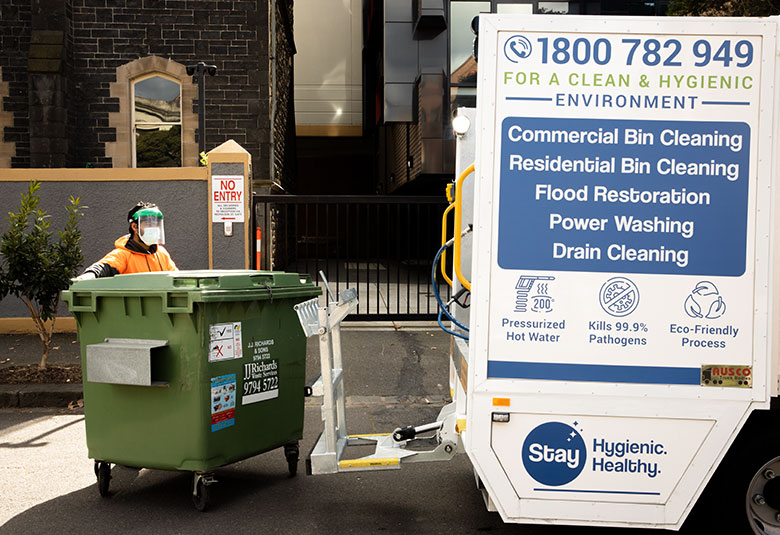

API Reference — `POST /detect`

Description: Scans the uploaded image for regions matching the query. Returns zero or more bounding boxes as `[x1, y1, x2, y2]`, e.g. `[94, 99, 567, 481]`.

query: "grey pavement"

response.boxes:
[0, 333, 83, 408]
[0, 322, 453, 407]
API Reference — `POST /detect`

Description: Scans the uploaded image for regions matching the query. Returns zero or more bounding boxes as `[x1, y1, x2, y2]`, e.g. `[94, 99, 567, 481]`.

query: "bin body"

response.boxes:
[63, 270, 321, 472]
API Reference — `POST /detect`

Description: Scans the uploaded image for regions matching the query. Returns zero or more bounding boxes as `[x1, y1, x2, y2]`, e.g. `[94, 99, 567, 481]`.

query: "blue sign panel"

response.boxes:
[497, 117, 750, 276]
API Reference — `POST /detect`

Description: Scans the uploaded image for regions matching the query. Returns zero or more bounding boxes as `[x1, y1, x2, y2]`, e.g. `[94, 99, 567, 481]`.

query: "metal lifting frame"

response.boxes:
[295, 276, 460, 475]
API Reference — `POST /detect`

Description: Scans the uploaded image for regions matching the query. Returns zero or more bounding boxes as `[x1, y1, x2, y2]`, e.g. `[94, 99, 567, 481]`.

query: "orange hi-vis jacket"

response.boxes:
[98, 236, 178, 274]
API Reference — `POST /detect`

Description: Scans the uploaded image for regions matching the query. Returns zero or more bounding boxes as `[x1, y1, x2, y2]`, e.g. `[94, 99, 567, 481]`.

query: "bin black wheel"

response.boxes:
[96, 462, 111, 497]
[192, 477, 210, 512]
[284, 443, 299, 477]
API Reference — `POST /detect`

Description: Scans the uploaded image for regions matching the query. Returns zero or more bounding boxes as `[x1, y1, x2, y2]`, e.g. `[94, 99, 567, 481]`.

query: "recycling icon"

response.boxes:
[684, 281, 726, 319]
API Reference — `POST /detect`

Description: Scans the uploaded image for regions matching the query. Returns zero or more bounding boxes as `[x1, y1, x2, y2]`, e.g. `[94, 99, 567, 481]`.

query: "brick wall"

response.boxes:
[68, 0, 270, 176]
[0, 0, 288, 188]
[0, 1, 32, 167]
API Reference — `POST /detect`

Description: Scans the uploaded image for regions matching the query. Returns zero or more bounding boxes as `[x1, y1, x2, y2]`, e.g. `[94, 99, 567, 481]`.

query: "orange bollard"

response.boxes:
[255, 227, 262, 270]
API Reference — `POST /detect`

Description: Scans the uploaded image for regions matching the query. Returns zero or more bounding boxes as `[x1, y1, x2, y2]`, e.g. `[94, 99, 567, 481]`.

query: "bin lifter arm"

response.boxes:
[295, 288, 460, 475]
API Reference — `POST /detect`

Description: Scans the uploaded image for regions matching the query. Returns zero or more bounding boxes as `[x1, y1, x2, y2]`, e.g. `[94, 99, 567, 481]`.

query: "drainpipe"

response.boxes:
[186, 61, 217, 158]
[269, 0, 278, 189]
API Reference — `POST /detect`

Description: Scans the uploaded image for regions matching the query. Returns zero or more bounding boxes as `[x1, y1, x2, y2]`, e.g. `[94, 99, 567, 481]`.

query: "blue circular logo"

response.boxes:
[522, 422, 586, 486]
[504, 35, 533, 63]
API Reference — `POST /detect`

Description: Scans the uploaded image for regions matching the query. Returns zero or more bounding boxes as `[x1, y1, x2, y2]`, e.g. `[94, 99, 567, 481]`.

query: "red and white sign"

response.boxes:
[212, 174, 245, 222]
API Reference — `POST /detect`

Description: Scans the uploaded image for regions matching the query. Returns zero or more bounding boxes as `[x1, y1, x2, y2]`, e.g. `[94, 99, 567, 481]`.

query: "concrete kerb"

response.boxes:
[340, 320, 442, 331]
[0, 389, 449, 410]
[0, 383, 83, 408]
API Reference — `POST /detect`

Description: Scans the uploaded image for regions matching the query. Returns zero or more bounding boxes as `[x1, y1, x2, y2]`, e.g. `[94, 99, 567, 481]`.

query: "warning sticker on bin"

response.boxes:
[209, 322, 243, 362]
[211, 374, 236, 432]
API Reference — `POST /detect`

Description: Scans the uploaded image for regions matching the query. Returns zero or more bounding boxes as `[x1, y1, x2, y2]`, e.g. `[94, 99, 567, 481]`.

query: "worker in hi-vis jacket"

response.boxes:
[75, 202, 177, 279]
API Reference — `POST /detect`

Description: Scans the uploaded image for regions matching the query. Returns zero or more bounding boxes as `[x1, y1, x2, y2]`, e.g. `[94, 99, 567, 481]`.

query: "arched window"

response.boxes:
[107, 57, 197, 168]
[132, 74, 182, 167]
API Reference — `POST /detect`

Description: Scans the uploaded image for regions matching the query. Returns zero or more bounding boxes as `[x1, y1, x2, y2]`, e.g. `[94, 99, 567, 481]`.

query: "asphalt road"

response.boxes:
[1, 403, 671, 535]
[0, 325, 693, 534]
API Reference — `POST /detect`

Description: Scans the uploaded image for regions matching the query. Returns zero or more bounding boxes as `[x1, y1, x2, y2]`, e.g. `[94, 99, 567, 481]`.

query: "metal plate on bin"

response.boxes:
[86, 338, 168, 386]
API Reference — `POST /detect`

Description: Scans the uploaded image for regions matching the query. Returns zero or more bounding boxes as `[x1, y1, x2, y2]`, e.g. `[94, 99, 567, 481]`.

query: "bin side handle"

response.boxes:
[249, 274, 274, 286]
[65, 291, 97, 312]
[162, 292, 195, 314]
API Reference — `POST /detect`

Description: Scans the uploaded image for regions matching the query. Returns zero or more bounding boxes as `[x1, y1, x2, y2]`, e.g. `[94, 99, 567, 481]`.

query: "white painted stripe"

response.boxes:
[242, 389, 279, 405]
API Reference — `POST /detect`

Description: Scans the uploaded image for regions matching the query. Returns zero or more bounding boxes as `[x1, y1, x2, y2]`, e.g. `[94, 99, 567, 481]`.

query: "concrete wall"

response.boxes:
[0, 168, 208, 322]
[0, 141, 253, 330]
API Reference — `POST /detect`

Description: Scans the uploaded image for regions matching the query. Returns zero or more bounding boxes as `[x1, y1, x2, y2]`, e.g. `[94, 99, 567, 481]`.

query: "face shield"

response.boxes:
[132, 207, 165, 246]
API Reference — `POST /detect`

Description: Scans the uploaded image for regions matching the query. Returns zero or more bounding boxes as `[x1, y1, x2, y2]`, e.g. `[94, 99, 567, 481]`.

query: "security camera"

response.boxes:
[207, 66, 217, 76]
[186, 65, 196, 76]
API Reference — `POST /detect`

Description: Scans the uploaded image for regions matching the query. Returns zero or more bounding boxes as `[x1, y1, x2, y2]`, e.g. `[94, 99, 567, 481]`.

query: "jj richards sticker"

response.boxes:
[242, 339, 279, 405]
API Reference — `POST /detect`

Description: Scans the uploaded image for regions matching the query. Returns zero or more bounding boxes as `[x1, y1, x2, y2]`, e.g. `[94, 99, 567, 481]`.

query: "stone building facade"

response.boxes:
[0, 0, 296, 191]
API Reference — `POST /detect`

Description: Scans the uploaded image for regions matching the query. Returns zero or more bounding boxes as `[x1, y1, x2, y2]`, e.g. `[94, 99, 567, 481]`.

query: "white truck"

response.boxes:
[297, 14, 780, 534]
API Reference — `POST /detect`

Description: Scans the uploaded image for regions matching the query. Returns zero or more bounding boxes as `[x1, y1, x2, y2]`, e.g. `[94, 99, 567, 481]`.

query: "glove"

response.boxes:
[73, 272, 96, 281]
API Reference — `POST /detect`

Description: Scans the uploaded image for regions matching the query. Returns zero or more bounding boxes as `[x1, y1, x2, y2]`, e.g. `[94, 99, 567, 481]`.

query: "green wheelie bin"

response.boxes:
[62, 270, 321, 510]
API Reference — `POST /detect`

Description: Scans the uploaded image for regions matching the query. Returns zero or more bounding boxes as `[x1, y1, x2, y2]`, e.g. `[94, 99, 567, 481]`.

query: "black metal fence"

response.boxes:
[253, 195, 451, 320]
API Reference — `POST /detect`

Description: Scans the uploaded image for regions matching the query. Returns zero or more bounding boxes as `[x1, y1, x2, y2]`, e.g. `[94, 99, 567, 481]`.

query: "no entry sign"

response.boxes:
[212, 174, 245, 222]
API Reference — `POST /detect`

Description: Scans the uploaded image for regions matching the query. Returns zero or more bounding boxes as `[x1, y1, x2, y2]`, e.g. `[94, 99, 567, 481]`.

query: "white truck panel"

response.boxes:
[465, 14, 778, 529]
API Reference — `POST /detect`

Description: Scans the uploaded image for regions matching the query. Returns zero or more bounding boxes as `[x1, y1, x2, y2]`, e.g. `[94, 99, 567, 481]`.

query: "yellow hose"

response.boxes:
[454, 164, 475, 291]
[440, 203, 455, 287]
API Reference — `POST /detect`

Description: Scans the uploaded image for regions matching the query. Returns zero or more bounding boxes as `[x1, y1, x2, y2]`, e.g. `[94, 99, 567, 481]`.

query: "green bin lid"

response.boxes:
[67, 270, 321, 295]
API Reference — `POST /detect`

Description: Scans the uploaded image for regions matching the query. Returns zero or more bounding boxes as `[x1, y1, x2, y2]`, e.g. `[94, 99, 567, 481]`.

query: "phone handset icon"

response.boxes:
[504, 35, 532, 62]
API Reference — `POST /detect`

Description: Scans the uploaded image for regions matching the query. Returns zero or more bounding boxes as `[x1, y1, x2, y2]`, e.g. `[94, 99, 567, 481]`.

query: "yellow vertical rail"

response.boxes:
[440, 203, 455, 286]
[454, 164, 474, 291]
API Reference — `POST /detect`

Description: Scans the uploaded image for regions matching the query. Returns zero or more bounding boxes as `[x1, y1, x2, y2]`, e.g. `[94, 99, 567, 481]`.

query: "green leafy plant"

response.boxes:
[0, 181, 85, 369]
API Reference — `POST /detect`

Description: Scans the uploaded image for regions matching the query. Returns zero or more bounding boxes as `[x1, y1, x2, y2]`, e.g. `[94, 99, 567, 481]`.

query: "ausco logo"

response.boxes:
[522, 421, 586, 486]
[711, 366, 751, 377]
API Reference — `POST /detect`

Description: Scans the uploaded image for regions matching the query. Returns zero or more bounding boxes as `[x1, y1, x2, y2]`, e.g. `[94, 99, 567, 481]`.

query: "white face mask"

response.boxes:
[139, 226, 162, 246]
[132, 208, 165, 246]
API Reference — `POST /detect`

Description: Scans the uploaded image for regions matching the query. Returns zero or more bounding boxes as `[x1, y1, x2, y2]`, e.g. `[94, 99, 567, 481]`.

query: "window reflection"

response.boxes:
[450, 2, 489, 84]
[448, 0, 576, 121]
[538, 2, 574, 14]
[497, 3, 534, 14]
[451, 86, 477, 110]
[133, 75, 182, 167]
[134, 76, 181, 123]
[135, 126, 182, 167]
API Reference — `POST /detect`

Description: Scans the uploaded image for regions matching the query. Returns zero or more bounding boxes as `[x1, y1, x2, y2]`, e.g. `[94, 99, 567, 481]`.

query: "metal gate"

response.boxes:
[253, 195, 451, 320]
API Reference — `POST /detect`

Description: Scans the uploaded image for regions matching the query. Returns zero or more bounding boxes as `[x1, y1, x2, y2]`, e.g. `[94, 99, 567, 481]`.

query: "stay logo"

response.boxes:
[527, 443, 580, 469]
[522, 421, 587, 486]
